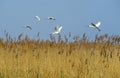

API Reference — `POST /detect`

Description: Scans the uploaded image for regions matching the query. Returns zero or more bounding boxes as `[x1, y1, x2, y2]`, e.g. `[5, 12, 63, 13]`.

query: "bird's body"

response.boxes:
[89, 22, 101, 31]
[35, 16, 40, 21]
[23, 25, 32, 30]
[47, 17, 56, 20]
[52, 26, 62, 35]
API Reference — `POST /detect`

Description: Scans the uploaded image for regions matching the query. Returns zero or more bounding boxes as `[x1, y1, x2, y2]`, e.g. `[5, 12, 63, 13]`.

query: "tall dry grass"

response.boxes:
[0, 33, 120, 78]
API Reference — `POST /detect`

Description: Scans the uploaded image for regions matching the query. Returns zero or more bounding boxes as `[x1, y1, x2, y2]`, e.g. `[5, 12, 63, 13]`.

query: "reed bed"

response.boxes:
[0, 33, 120, 78]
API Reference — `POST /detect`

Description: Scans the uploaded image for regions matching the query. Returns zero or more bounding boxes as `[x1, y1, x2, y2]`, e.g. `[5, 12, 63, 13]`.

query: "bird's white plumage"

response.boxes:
[89, 21, 101, 31]
[52, 26, 62, 35]
[35, 16, 40, 21]
[89, 22, 101, 28]
[95, 22, 101, 27]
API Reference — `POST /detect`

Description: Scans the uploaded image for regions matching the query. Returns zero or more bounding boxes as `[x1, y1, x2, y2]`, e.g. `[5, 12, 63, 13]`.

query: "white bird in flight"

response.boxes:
[35, 16, 40, 21]
[47, 17, 56, 20]
[51, 26, 62, 35]
[23, 25, 32, 30]
[89, 22, 101, 31]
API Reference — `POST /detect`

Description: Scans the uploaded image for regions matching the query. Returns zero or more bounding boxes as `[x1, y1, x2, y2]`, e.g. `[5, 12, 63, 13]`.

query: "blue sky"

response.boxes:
[0, 0, 120, 41]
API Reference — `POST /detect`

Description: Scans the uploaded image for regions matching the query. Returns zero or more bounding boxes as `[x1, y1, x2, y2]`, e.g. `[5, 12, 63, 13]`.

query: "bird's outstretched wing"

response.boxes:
[95, 27, 101, 31]
[35, 16, 40, 21]
[95, 22, 101, 27]
[58, 26, 62, 32]
[89, 22, 101, 31]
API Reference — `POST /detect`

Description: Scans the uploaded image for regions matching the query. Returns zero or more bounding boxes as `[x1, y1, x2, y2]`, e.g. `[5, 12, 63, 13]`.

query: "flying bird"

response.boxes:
[89, 22, 101, 31]
[51, 26, 62, 35]
[47, 17, 56, 20]
[23, 25, 32, 30]
[35, 16, 40, 21]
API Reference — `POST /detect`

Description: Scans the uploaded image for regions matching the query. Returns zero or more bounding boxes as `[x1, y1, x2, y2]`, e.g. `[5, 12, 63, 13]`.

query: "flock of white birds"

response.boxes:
[23, 15, 101, 35]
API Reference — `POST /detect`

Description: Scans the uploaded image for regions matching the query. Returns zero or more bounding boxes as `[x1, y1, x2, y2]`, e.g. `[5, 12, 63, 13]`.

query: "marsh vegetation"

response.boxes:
[0, 33, 120, 78]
